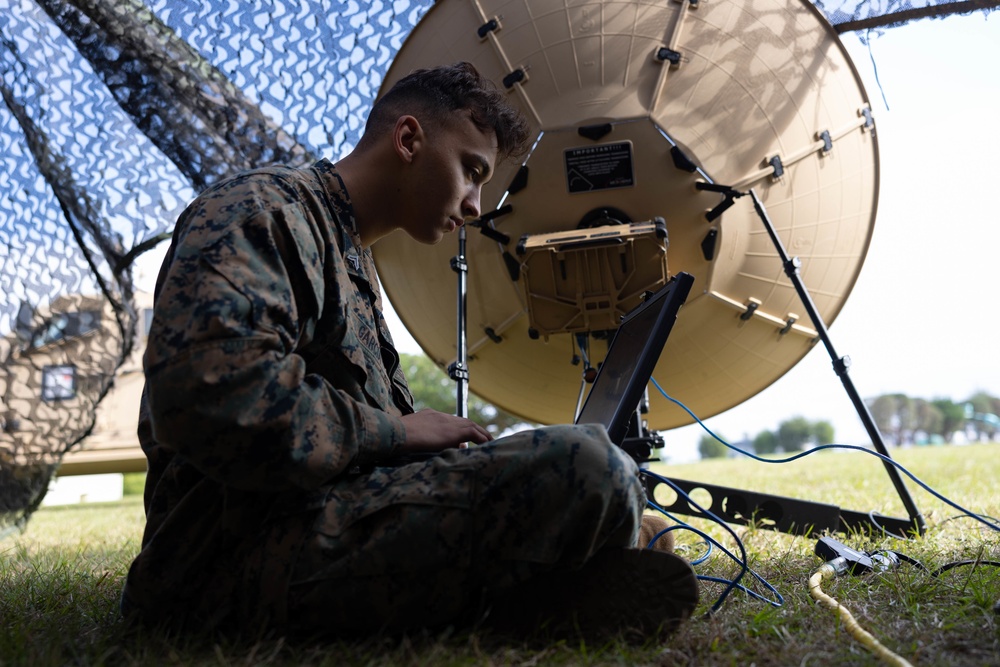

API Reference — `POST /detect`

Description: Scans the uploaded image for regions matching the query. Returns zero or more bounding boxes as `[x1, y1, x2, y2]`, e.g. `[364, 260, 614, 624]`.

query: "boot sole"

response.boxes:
[484, 547, 699, 641]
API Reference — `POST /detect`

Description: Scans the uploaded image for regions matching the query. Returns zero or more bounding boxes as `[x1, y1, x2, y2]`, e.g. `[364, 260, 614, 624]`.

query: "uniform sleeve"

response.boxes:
[143, 184, 406, 492]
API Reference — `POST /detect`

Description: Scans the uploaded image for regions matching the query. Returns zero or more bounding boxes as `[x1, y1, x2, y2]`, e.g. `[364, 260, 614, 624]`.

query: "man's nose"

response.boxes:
[462, 188, 481, 220]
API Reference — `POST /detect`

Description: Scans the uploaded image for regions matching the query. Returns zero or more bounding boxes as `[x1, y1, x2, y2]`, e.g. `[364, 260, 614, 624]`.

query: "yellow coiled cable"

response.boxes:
[809, 561, 915, 667]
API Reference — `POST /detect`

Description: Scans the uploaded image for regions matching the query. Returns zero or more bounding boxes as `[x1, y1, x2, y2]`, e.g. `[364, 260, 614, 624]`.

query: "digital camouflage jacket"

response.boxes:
[123, 159, 414, 621]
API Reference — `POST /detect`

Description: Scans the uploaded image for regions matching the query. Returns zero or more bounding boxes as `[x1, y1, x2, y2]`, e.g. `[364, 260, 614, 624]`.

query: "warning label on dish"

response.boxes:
[564, 141, 635, 193]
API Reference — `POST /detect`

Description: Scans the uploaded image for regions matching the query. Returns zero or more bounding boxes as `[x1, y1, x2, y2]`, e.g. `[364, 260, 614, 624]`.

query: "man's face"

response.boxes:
[401, 110, 499, 244]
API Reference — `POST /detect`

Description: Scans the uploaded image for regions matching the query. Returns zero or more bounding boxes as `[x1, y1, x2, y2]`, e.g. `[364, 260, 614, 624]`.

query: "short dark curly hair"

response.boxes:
[363, 62, 531, 161]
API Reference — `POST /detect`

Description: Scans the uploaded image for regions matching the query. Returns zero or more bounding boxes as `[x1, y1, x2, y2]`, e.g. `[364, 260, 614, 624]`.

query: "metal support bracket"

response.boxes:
[644, 476, 919, 537]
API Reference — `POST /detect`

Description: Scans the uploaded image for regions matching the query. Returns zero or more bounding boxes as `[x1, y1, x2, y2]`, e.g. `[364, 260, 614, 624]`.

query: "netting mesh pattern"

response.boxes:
[1, 0, 996, 534]
[0, 0, 434, 534]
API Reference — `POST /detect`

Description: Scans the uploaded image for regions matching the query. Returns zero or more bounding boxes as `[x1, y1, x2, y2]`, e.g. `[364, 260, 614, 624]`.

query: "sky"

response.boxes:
[378, 12, 1000, 463]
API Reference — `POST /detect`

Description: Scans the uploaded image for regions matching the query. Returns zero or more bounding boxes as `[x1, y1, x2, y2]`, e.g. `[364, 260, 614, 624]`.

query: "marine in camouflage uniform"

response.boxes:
[122, 64, 659, 635]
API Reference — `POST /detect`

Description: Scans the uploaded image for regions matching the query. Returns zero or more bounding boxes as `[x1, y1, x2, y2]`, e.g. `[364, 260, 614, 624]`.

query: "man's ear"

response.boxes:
[393, 115, 423, 164]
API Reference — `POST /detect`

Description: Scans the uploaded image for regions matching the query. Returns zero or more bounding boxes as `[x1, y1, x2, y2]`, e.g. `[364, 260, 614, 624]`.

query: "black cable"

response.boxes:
[933, 514, 1000, 531]
[930, 560, 1000, 578]
[871, 549, 929, 573]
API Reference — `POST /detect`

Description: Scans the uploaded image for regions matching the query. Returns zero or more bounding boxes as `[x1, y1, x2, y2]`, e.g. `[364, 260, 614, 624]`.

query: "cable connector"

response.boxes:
[825, 555, 850, 577]
[815, 537, 899, 575]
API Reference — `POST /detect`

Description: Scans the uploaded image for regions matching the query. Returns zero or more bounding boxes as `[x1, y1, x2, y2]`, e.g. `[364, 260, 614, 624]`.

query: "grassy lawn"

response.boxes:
[1, 443, 998, 666]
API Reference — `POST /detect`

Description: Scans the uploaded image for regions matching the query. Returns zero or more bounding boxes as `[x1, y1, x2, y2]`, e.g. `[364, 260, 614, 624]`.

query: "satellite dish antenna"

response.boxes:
[374, 0, 878, 431]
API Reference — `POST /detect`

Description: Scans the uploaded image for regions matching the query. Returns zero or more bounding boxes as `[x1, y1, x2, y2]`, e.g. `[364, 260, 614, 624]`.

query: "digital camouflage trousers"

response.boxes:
[239, 423, 644, 635]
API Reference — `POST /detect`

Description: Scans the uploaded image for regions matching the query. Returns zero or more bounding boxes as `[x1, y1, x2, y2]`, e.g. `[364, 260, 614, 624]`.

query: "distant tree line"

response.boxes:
[400, 351, 1000, 454]
[699, 416, 834, 460]
[697, 391, 1000, 459]
[866, 391, 1000, 445]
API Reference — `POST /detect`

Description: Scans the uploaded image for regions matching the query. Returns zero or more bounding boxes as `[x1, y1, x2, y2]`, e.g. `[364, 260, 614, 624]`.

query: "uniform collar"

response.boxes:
[314, 158, 367, 278]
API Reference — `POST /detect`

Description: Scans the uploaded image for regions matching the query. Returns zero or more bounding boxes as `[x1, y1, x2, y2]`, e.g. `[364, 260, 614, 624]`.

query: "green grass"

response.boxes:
[122, 472, 145, 497]
[2, 443, 999, 665]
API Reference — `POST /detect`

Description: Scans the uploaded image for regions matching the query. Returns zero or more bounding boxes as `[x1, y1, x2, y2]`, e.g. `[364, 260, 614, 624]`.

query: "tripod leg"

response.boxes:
[747, 189, 926, 535]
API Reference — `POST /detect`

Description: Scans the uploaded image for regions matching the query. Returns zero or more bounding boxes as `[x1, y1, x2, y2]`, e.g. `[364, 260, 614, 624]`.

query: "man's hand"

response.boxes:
[400, 408, 493, 452]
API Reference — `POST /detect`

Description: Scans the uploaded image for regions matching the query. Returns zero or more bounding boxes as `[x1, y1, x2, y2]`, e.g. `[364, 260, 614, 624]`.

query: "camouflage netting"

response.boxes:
[1, 0, 997, 535]
[817, 0, 999, 32]
[0, 0, 432, 536]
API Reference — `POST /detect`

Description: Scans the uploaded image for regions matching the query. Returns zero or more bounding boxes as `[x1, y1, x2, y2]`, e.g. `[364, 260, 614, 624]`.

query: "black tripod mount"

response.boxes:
[641, 184, 926, 538]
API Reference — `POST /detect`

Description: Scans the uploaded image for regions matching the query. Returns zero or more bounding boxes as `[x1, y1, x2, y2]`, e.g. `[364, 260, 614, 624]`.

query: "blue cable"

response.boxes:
[648, 499, 783, 610]
[641, 469, 785, 612]
[649, 377, 1000, 534]
[697, 576, 783, 606]
[643, 512, 714, 565]
[637, 377, 996, 613]
[865, 29, 891, 112]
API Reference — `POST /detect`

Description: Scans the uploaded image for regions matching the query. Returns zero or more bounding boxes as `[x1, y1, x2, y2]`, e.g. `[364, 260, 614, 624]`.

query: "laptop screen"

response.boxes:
[574, 272, 693, 445]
